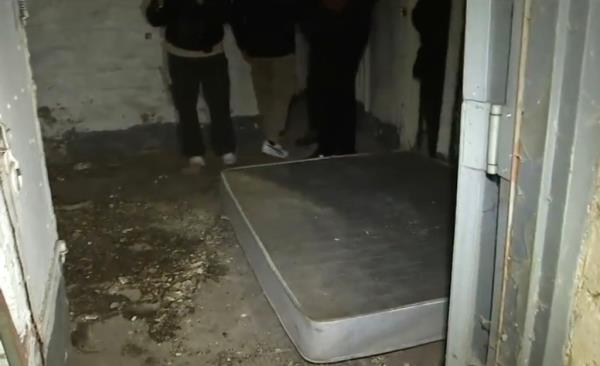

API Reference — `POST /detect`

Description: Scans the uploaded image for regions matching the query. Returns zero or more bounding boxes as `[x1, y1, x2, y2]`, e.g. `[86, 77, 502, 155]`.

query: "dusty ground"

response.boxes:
[47, 113, 444, 366]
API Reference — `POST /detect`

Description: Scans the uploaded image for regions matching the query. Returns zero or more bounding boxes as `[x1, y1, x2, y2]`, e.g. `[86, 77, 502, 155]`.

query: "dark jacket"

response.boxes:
[300, 0, 376, 61]
[146, 0, 227, 52]
[230, 0, 304, 57]
[412, 0, 451, 79]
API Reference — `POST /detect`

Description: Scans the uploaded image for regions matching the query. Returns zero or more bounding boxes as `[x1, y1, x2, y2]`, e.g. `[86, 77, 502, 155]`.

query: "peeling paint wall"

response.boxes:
[567, 170, 600, 366]
[27, 0, 176, 138]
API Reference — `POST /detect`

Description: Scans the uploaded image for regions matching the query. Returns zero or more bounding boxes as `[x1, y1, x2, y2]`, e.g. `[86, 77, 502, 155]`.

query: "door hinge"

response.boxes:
[486, 104, 503, 175]
[0, 123, 23, 194]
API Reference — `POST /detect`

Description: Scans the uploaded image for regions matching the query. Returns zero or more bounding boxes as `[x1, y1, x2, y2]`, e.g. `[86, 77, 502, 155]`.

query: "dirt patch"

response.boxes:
[121, 342, 147, 357]
[38, 105, 58, 125]
[55, 159, 233, 344]
[37, 104, 83, 130]
[140, 112, 164, 125]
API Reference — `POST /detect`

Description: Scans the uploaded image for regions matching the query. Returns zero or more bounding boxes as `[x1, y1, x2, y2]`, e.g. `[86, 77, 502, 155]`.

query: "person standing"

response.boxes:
[145, 0, 237, 172]
[300, 0, 376, 157]
[230, 0, 302, 159]
[412, 0, 451, 157]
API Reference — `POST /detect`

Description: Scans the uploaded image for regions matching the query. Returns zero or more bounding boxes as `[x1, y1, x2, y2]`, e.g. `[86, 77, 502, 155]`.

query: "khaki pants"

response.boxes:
[249, 55, 297, 143]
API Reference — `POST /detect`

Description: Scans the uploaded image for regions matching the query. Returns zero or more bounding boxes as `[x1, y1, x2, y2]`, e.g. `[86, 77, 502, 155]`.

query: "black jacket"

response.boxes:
[230, 0, 304, 57]
[300, 0, 376, 60]
[412, 0, 451, 79]
[146, 0, 227, 52]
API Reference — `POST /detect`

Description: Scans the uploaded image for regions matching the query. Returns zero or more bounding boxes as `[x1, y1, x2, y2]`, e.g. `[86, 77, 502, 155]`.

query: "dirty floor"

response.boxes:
[47, 115, 444, 366]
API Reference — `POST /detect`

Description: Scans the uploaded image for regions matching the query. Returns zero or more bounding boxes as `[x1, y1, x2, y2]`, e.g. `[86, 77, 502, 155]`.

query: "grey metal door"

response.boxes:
[0, 0, 68, 364]
[446, 0, 521, 365]
[447, 0, 600, 365]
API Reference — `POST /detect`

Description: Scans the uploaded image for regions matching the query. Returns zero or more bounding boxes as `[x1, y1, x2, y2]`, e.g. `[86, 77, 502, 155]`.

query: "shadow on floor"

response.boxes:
[44, 95, 399, 166]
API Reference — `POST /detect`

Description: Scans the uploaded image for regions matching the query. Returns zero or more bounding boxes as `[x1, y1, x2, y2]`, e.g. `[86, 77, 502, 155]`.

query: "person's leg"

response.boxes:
[333, 53, 361, 155]
[417, 69, 443, 157]
[266, 55, 296, 143]
[249, 57, 274, 139]
[302, 71, 321, 145]
[426, 68, 445, 157]
[315, 78, 336, 156]
[198, 54, 236, 157]
[304, 51, 337, 155]
[336, 95, 357, 155]
[416, 77, 428, 153]
[167, 54, 206, 157]
[252, 55, 296, 158]
[297, 52, 322, 147]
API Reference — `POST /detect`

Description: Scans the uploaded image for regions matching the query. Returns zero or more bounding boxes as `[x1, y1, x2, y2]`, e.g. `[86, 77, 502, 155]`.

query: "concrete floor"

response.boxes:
[48, 107, 445, 366]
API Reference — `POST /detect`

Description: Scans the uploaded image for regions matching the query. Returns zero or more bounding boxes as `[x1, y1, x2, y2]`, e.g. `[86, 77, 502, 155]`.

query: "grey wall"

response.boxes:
[365, 0, 420, 149]
[26, 0, 259, 138]
[26, 0, 422, 144]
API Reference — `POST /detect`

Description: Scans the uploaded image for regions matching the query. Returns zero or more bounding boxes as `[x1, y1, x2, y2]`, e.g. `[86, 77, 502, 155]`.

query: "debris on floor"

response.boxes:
[49, 140, 443, 365]
[61, 196, 232, 343]
[73, 162, 93, 171]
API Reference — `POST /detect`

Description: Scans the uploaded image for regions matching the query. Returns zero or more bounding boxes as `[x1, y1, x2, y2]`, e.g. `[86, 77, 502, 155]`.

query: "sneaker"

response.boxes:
[262, 140, 289, 159]
[182, 156, 205, 175]
[222, 152, 237, 166]
[189, 156, 206, 167]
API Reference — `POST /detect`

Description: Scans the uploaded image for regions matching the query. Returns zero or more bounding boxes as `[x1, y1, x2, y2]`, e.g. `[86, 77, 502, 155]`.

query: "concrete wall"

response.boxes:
[26, 0, 421, 143]
[365, 0, 420, 149]
[26, 0, 258, 138]
[568, 170, 600, 365]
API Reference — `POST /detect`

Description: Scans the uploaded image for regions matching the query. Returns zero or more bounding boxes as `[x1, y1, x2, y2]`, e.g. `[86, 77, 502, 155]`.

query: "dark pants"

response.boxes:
[415, 54, 445, 157]
[418, 76, 444, 157]
[168, 53, 236, 157]
[307, 49, 363, 156]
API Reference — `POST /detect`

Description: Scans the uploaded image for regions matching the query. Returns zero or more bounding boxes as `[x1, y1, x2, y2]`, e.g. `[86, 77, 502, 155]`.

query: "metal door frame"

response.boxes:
[0, 0, 69, 364]
[446, 0, 516, 364]
[447, 0, 600, 365]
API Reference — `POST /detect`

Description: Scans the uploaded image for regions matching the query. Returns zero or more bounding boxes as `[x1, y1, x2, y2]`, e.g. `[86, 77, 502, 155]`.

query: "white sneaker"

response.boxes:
[222, 153, 237, 166]
[189, 156, 206, 167]
[262, 140, 289, 159]
[182, 156, 206, 175]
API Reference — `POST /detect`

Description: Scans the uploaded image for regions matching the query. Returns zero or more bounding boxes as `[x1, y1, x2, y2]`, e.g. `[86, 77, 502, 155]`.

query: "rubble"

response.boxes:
[117, 288, 142, 302]
[56, 200, 93, 211]
[57, 192, 233, 343]
[73, 162, 92, 171]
